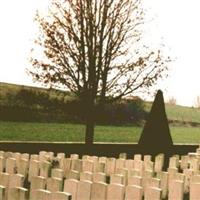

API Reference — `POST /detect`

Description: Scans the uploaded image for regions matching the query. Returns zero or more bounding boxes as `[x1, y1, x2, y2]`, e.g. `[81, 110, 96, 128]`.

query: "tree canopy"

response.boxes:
[29, 0, 170, 144]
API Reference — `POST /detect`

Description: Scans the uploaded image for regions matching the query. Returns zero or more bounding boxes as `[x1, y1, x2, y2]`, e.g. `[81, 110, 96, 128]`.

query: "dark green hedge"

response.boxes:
[0, 88, 147, 125]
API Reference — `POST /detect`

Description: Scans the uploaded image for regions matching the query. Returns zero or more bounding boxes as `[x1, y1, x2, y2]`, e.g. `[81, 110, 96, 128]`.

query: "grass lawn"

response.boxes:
[0, 121, 200, 144]
[0, 121, 141, 143]
[145, 102, 200, 123]
[170, 126, 200, 144]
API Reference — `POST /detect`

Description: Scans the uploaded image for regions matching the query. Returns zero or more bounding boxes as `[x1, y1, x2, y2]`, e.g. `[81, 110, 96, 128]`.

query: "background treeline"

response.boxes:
[1, 82, 200, 126]
[0, 84, 147, 125]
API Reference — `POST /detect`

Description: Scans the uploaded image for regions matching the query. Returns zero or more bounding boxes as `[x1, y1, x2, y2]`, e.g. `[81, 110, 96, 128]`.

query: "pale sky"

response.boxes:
[0, 0, 200, 107]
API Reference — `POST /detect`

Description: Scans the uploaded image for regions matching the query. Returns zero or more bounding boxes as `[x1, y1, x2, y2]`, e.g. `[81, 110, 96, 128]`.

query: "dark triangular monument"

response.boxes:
[138, 90, 173, 155]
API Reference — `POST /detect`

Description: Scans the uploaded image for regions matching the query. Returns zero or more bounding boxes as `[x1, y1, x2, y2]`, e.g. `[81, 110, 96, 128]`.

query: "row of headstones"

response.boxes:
[0, 151, 166, 183]
[1, 148, 200, 198]
[1, 149, 199, 178]
[0, 179, 174, 200]
[2, 178, 200, 200]
[0, 152, 198, 189]
[0, 186, 71, 200]
[0, 151, 191, 168]
[35, 180, 164, 200]
[0, 170, 175, 195]
[2, 149, 195, 173]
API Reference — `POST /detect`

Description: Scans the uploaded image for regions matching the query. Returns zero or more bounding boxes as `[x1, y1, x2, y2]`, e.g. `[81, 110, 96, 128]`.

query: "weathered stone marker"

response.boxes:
[64, 179, 78, 200]
[91, 182, 107, 200]
[125, 185, 142, 200]
[106, 183, 125, 200]
[93, 172, 106, 183]
[76, 180, 92, 200]
[7, 187, 28, 200]
[50, 192, 72, 200]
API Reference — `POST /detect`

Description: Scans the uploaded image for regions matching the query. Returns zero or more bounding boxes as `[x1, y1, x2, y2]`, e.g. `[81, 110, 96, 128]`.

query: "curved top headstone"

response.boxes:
[138, 90, 173, 154]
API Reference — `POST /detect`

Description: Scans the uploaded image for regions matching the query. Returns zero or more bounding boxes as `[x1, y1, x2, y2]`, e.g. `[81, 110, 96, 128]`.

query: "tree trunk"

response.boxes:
[85, 96, 95, 145]
[85, 115, 95, 145]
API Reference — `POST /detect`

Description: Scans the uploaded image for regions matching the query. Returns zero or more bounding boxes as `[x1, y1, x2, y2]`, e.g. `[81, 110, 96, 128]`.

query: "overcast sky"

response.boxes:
[0, 0, 200, 107]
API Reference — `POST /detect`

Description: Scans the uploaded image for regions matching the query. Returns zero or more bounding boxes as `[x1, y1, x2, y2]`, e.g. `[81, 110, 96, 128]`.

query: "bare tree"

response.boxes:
[167, 96, 177, 105]
[29, 0, 170, 144]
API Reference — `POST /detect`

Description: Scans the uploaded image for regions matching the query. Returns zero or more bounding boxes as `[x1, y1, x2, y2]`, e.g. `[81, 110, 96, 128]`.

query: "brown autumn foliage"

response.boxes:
[29, 0, 170, 144]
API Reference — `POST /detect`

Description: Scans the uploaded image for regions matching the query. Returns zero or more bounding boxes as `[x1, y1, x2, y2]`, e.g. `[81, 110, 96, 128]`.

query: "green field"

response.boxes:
[0, 121, 200, 144]
[145, 102, 200, 124]
[1, 82, 200, 144]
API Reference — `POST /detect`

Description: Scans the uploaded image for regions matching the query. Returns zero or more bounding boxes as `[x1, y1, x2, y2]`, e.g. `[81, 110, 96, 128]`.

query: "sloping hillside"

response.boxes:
[1, 82, 200, 124]
[0, 82, 74, 105]
[0, 82, 46, 103]
[145, 102, 200, 124]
